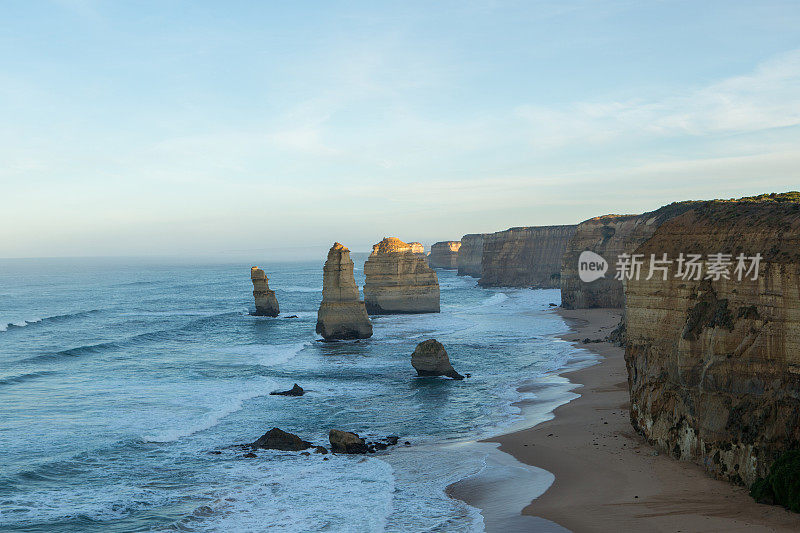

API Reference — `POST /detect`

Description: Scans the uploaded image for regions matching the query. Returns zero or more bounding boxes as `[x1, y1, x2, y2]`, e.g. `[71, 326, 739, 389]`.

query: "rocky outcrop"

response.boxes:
[316, 243, 373, 340]
[409, 242, 425, 255]
[428, 241, 461, 269]
[270, 384, 305, 396]
[624, 193, 800, 487]
[411, 339, 464, 379]
[457, 233, 484, 277]
[363, 237, 440, 314]
[329, 429, 368, 454]
[479, 225, 577, 288]
[250, 267, 279, 316]
[251, 428, 312, 451]
[560, 202, 699, 309]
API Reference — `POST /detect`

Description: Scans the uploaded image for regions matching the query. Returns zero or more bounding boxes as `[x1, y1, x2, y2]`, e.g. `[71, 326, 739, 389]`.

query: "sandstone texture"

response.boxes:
[329, 429, 367, 454]
[457, 233, 484, 278]
[479, 225, 577, 288]
[363, 237, 440, 314]
[624, 193, 800, 487]
[428, 241, 461, 269]
[316, 243, 373, 340]
[411, 339, 464, 379]
[409, 242, 425, 254]
[250, 267, 280, 316]
[561, 202, 699, 309]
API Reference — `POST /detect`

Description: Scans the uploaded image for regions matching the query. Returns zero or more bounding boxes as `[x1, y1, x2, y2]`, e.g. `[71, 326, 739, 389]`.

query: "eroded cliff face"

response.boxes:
[625, 194, 800, 486]
[561, 202, 700, 309]
[457, 233, 484, 278]
[251, 267, 279, 317]
[429, 241, 461, 269]
[479, 225, 577, 288]
[363, 237, 440, 314]
[316, 243, 373, 340]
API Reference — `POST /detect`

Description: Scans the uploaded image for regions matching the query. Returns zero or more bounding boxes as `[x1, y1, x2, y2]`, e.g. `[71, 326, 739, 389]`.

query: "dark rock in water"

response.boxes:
[313, 446, 328, 454]
[329, 429, 367, 454]
[209, 450, 222, 455]
[270, 383, 305, 396]
[465, 373, 472, 378]
[386, 436, 399, 446]
[300, 451, 310, 456]
[284, 315, 299, 319]
[251, 427, 312, 451]
[243, 452, 257, 458]
[404, 441, 411, 446]
[549, 302, 558, 307]
[411, 339, 464, 379]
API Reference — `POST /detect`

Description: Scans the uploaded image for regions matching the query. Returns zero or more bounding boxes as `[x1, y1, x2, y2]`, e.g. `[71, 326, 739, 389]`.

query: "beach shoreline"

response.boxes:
[449, 307, 800, 532]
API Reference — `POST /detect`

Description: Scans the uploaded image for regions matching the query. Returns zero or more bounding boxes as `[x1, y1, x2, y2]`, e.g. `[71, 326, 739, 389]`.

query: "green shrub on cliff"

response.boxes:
[750, 450, 800, 512]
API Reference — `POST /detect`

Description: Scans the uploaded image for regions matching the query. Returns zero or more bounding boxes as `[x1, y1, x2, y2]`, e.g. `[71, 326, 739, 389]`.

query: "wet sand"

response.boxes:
[450, 308, 800, 532]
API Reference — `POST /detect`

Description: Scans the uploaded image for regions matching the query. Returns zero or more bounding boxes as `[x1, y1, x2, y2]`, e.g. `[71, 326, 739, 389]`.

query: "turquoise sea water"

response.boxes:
[0, 257, 584, 532]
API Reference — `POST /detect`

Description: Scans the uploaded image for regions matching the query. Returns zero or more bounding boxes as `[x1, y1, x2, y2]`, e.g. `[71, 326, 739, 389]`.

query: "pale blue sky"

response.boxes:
[1, 0, 799, 259]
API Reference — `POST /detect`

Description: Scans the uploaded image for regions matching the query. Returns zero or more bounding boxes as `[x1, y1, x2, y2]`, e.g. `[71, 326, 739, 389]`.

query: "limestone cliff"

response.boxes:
[457, 233, 484, 278]
[409, 242, 425, 255]
[561, 203, 699, 309]
[428, 241, 461, 269]
[363, 237, 440, 314]
[479, 225, 577, 288]
[250, 267, 279, 317]
[316, 243, 373, 340]
[624, 193, 800, 486]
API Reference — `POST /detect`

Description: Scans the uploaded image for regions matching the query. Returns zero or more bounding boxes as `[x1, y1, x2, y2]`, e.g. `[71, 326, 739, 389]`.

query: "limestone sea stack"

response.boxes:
[363, 237, 440, 314]
[560, 201, 699, 309]
[316, 243, 373, 340]
[624, 192, 800, 486]
[250, 267, 279, 317]
[457, 233, 484, 278]
[411, 339, 463, 379]
[428, 241, 461, 269]
[409, 242, 425, 255]
[479, 225, 577, 288]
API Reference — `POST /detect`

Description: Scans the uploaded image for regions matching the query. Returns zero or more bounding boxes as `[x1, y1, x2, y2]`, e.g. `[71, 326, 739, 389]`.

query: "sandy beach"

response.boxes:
[450, 308, 800, 532]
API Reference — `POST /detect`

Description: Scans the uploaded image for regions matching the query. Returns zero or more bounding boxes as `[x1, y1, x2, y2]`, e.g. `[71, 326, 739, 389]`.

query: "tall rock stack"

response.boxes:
[428, 241, 461, 269]
[363, 237, 440, 314]
[479, 225, 577, 288]
[316, 243, 373, 340]
[457, 233, 484, 278]
[250, 267, 280, 317]
[624, 193, 800, 486]
[560, 202, 699, 309]
[409, 242, 425, 255]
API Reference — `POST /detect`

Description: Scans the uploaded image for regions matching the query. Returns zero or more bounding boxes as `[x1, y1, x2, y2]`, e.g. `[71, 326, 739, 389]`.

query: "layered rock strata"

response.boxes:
[624, 193, 800, 486]
[316, 243, 373, 340]
[250, 267, 279, 316]
[561, 202, 699, 309]
[457, 233, 484, 277]
[479, 225, 577, 288]
[428, 241, 461, 269]
[363, 237, 440, 314]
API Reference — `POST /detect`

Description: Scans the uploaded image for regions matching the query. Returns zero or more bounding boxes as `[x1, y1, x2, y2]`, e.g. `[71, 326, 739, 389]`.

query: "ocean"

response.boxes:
[0, 257, 591, 532]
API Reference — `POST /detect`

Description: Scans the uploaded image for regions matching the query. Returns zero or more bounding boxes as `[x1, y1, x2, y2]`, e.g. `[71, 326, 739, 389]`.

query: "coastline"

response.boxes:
[450, 307, 800, 532]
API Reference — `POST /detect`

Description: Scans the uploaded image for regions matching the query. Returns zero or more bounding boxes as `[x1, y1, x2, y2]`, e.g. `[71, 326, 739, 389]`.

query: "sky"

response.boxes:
[1, 0, 799, 260]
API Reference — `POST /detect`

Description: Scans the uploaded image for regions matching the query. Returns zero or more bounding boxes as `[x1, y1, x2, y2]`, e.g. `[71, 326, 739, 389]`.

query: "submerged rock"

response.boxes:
[329, 429, 367, 454]
[363, 237, 440, 315]
[411, 339, 464, 380]
[316, 243, 373, 340]
[251, 428, 312, 451]
[270, 383, 305, 396]
[250, 267, 280, 317]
